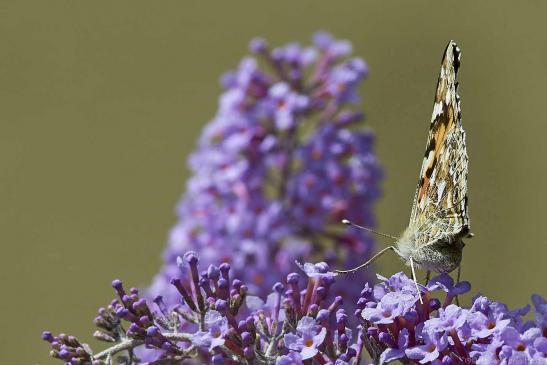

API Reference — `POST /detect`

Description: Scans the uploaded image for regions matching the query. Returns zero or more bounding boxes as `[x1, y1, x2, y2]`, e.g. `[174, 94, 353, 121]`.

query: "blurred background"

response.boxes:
[1, 1, 546, 363]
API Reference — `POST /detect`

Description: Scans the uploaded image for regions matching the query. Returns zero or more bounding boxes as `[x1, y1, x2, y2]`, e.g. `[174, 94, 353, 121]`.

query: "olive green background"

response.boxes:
[1, 1, 546, 363]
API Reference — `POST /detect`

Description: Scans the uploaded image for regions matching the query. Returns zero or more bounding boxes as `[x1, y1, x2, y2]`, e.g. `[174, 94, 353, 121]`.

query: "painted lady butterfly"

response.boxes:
[338, 41, 472, 298]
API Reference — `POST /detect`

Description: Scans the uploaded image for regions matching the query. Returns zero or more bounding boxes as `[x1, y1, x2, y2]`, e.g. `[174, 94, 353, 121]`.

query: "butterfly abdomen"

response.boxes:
[412, 241, 463, 273]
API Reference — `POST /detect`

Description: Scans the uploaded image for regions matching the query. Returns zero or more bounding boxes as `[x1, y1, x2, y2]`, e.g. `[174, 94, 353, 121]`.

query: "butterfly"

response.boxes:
[337, 41, 472, 300]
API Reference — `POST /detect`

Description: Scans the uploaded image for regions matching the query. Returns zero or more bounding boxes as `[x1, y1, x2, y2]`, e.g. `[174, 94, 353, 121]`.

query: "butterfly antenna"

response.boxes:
[335, 245, 397, 274]
[341, 219, 399, 241]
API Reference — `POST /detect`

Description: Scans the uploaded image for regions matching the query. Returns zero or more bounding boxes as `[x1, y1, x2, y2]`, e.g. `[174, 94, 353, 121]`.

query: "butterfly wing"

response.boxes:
[409, 41, 470, 246]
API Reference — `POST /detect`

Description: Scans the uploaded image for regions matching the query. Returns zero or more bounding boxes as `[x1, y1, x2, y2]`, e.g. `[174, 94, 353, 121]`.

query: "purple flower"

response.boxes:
[405, 327, 448, 364]
[425, 304, 468, 333]
[467, 309, 510, 339]
[296, 261, 338, 281]
[268, 82, 309, 130]
[498, 326, 543, 363]
[362, 293, 412, 324]
[531, 294, 547, 330]
[373, 272, 423, 303]
[378, 271, 419, 291]
[362, 291, 416, 324]
[276, 351, 304, 365]
[313, 31, 353, 57]
[283, 317, 327, 360]
[191, 310, 229, 350]
[284, 317, 327, 360]
[428, 273, 471, 305]
[379, 328, 410, 363]
[147, 32, 382, 307]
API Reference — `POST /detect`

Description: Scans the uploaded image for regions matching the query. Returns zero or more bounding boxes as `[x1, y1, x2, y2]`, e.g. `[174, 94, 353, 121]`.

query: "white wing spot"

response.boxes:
[436, 180, 446, 204]
[425, 150, 435, 168]
[432, 101, 443, 118]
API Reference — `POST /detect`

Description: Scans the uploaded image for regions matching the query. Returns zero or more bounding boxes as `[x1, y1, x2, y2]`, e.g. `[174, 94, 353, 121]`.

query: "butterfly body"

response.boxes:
[337, 41, 471, 281]
[395, 40, 471, 274]
[396, 224, 465, 273]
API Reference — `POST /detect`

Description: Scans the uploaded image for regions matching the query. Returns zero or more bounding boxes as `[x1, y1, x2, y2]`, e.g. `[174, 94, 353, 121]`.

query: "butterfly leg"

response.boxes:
[409, 257, 423, 304]
[424, 270, 431, 285]
[335, 246, 398, 274]
[455, 264, 462, 306]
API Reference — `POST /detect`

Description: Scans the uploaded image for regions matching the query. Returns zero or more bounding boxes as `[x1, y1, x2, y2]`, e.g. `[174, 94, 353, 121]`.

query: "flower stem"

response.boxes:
[93, 333, 193, 361]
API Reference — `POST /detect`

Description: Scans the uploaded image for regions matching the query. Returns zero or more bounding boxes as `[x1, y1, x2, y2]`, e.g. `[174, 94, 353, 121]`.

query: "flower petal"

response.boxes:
[300, 345, 318, 360]
[380, 348, 405, 363]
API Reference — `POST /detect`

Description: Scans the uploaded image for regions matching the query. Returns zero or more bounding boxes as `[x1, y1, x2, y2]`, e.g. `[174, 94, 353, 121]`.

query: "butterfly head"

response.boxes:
[394, 224, 420, 263]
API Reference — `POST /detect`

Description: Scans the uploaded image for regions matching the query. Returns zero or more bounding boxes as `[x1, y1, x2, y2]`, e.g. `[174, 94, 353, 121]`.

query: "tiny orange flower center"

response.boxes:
[516, 343, 526, 351]
[254, 273, 264, 285]
[304, 338, 314, 347]
[487, 321, 495, 330]
[312, 149, 322, 160]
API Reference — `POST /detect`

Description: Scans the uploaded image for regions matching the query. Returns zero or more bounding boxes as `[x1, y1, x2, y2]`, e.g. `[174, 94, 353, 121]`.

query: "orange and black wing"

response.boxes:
[409, 41, 470, 246]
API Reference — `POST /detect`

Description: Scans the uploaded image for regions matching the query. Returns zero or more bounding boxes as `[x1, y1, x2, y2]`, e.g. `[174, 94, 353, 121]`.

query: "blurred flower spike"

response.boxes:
[148, 32, 383, 305]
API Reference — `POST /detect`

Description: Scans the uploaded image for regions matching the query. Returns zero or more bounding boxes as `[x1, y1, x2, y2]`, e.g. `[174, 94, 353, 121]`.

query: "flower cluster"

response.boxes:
[43, 251, 547, 365]
[359, 273, 547, 365]
[148, 32, 382, 305]
[43, 252, 360, 364]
